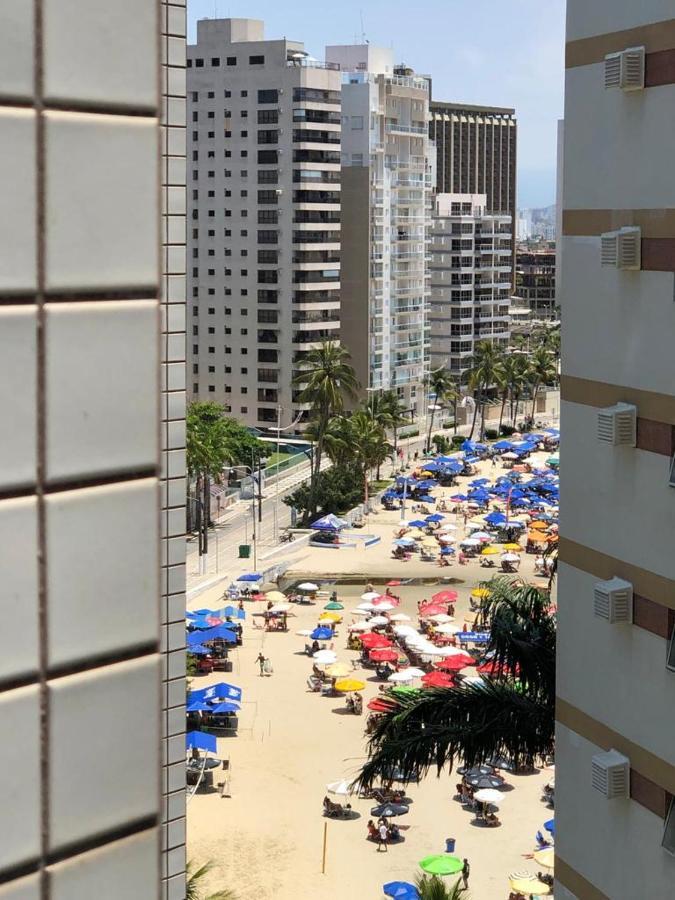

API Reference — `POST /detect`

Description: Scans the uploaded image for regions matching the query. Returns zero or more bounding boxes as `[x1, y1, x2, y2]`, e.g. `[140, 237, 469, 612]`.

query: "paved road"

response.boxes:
[186, 409, 561, 587]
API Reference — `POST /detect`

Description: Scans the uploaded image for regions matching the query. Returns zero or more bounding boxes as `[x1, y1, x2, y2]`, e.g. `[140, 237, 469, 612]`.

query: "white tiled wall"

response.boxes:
[0, 1, 186, 897]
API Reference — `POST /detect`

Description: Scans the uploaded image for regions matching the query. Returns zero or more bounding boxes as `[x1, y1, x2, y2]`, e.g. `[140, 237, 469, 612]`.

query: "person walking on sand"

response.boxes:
[256, 652, 266, 676]
[377, 821, 388, 852]
[462, 858, 470, 889]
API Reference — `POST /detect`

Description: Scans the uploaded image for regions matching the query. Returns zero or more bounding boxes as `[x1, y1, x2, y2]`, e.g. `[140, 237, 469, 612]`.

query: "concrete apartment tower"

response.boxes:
[515, 248, 557, 320]
[0, 3, 186, 898]
[429, 193, 512, 381]
[429, 102, 517, 283]
[187, 19, 342, 428]
[326, 45, 433, 422]
[557, 2, 675, 897]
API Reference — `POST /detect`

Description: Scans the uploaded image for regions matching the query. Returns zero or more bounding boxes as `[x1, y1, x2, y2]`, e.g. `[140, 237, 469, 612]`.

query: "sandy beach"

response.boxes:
[187, 451, 556, 899]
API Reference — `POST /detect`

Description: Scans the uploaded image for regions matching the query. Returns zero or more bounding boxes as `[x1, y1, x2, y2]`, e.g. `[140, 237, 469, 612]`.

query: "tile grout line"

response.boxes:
[33, 2, 50, 897]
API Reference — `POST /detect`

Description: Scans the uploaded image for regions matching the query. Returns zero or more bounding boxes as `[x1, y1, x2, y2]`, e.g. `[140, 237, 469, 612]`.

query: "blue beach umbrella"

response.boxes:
[409, 519, 428, 528]
[211, 701, 240, 714]
[425, 513, 445, 522]
[186, 645, 210, 656]
[394, 538, 416, 547]
[185, 730, 217, 754]
[544, 818, 555, 836]
[186, 700, 212, 712]
[190, 681, 243, 703]
[383, 883, 420, 899]
[310, 626, 333, 640]
[237, 573, 262, 582]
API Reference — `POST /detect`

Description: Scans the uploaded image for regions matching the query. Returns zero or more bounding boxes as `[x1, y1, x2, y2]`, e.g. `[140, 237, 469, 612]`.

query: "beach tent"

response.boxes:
[310, 626, 333, 640]
[311, 513, 348, 531]
[210, 701, 240, 714]
[190, 681, 243, 702]
[383, 881, 420, 900]
[237, 572, 262, 582]
[185, 730, 217, 754]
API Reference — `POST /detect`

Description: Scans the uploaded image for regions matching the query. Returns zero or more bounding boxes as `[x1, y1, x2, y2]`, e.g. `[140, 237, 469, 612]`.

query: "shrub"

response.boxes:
[451, 435, 465, 448]
[432, 434, 450, 454]
[499, 424, 516, 436]
[484, 428, 499, 440]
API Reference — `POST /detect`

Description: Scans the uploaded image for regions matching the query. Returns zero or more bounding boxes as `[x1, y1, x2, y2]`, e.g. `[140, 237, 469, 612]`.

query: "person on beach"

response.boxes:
[462, 858, 470, 889]
[256, 652, 266, 676]
[377, 821, 388, 852]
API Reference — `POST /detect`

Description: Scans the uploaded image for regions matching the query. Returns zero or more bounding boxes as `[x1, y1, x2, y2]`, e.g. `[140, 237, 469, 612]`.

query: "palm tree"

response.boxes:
[509, 354, 530, 427]
[415, 875, 467, 899]
[186, 859, 236, 900]
[356, 578, 555, 789]
[293, 342, 359, 519]
[424, 368, 459, 452]
[528, 346, 557, 423]
[364, 390, 406, 476]
[494, 355, 528, 433]
[349, 410, 392, 504]
[466, 342, 502, 440]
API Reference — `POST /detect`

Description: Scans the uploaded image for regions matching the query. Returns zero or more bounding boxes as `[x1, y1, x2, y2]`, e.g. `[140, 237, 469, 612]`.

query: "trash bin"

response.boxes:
[238, 544, 251, 559]
[445, 837, 456, 853]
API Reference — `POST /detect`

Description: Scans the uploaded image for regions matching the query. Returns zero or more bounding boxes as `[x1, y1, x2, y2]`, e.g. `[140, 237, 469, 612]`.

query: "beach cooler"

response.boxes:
[445, 837, 456, 853]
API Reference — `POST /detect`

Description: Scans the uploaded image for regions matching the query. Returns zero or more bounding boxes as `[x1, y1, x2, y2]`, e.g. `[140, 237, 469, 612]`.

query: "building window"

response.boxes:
[211, 57, 220, 66]
[224, 89, 231, 98]
[257, 109, 279, 124]
[240, 131, 248, 138]
[195, 58, 204, 68]
[257, 150, 278, 165]
[249, 55, 264, 65]
[258, 129, 278, 144]
[258, 89, 278, 104]
[207, 91, 214, 98]
[227, 56, 237, 66]
[241, 90, 248, 97]
[351, 115, 364, 130]
[191, 91, 198, 101]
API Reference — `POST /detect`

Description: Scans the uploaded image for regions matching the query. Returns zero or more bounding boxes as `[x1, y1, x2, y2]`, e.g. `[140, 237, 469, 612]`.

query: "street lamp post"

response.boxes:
[268, 403, 304, 541]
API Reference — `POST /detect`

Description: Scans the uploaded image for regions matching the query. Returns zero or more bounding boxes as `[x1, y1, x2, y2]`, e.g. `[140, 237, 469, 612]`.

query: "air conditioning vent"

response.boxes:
[601, 232, 618, 267]
[604, 46, 645, 91]
[593, 577, 633, 623]
[663, 797, 675, 855]
[622, 47, 646, 90]
[668, 454, 675, 488]
[618, 227, 641, 269]
[604, 53, 622, 89]
[591, 749, 630, 799]
[596, 403, 637, 446]
[601, 227, 641, 270]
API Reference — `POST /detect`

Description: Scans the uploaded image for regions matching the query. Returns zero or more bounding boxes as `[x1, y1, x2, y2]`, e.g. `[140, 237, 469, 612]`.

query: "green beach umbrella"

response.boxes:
[419, 855, 463, 876]
[391, 685, 418, 696]
[324, 601, 344, 610]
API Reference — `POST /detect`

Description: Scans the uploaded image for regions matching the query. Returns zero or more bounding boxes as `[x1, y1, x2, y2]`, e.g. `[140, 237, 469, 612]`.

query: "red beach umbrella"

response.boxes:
[359, 633, 393, 649]
[476, 660, 518, 677]
[431, 590, 458, 604]
[419, 604, 447, 617]
[434, 654, 474, 672]
[367, 697, 397, 713]
[369, 648, 399, 663]
[421, 671, 456, 688]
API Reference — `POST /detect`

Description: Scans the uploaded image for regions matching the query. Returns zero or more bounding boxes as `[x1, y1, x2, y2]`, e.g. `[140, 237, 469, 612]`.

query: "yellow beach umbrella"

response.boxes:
[326, 662, 352, 677]
[481, 546, 500, 556]
[319, 612, 342, 623]
[471, 588, 491, 599]
[265, 590, 287, 603]
[533, 847, 555, 870]
[422, 537, 439, 547]
[502, 543, 522, 552]
[509, 876, 551, 896]
[408, 529, 425, 540]
[334, 678, 366, 692]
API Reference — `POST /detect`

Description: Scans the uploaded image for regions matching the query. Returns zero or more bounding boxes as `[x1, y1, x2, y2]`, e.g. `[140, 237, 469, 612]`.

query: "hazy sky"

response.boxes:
[188, 0, 566, 208]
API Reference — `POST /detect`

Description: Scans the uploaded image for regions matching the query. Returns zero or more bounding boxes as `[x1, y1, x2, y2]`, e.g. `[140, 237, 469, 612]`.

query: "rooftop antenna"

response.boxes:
[360, 10, 367, 43]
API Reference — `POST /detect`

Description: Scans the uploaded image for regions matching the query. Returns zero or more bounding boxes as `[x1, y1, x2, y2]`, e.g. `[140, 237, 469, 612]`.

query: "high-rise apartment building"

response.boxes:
[326, 45, 433, 420]
[0, 3, 186, 897]
[187, 19, 342, 428]
[429, 101, 517, 282]
[429, 193, 511, 380]
[516, 248, 557, 320]
[557, 3, 675, 898]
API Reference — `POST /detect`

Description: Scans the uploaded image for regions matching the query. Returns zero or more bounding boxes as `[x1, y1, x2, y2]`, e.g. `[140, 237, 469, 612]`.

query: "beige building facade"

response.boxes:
[187, 19, 342, 428]
[557, 3, 675, 897]
[0, 3, 186, 898]
[429, 192, 511, 381]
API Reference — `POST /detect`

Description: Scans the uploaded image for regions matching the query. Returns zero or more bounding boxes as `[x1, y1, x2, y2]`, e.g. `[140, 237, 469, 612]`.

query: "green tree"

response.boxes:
[495, 355, 529, 432]
[425, 368, 459, 451]
[528, 346, 558, 423]
[186, 402, 264, 548]
[284, 462, 364, 519]
[466, 343, 502, 440]
[293, 342, 359, 520]
[365, 389, 408, 468]
[415, 875, 467, 899]
[349, 410, 392, 501]
[186, 859, 236, 900]
[356, 578, 555, 788]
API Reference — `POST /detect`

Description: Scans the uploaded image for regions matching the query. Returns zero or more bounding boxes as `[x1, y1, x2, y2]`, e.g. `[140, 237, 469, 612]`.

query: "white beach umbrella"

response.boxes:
[388, 670, 417, 683]
[438, 534, 455, 544]
[460, 537, 481, 546]
[440, 523, 457, 531]
[403, 667, 426, 678]
[373, 601, 395, 611]
[356, 602, 376, 611]
[270, 603, 291, 613]
[462, 675, 486, 685]
[298, 582, 319, 591]
[394, 625, 419, 637]
[473, 788, 505, 804]
[313, 650, 337, 664]
[349, 608, 371, 617]
[442, 645, 475, 657]
[501, 553, 521, 563]
[296, 629, 313, 636]
[326, 779, 356, 796]
[361, 591, 381, 601]
[429, 614, 453, 623]
[348, 622, 373, 632]
[389, 613, 411, 622]
[419, 646, 454, 657]
[368, 615, 389, 626]
[434, 623, 462, 635]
